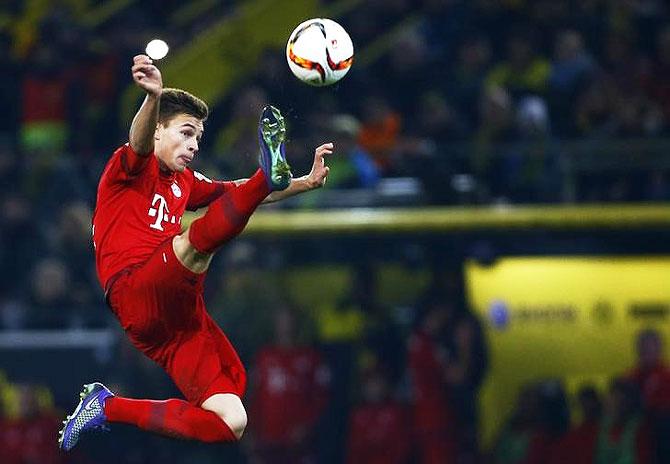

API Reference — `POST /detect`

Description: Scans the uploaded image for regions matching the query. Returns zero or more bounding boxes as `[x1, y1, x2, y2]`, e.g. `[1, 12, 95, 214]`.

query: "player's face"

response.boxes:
[155, 114, 204, 173]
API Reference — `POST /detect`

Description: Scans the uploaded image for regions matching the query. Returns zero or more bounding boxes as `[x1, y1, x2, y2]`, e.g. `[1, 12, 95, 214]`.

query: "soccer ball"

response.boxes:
[286, 18, 354, 87]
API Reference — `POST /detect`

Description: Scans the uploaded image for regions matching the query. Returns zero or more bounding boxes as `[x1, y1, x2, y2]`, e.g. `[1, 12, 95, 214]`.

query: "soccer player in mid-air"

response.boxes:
[58, 54, 333, 450]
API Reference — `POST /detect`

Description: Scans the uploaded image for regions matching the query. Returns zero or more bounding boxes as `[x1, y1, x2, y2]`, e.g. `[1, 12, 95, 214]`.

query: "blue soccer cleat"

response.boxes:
[258, 105, 292, 191]
[58, 382, 114, 451]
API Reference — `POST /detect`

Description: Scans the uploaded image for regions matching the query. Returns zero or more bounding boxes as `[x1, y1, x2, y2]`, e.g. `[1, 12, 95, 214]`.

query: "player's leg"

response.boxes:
[104, 282, 249, 441]
[59, 240, 242, 450]
[98, 320, 249, 442]
[103, 394, 240, 442]
[177, 105, 292, 272]
[60, 341, 243, 447]
[59, 386, 243, 450]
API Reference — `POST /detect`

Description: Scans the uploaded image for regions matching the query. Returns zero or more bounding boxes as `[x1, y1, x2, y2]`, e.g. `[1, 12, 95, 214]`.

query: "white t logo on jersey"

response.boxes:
[148, 193, 169, 231]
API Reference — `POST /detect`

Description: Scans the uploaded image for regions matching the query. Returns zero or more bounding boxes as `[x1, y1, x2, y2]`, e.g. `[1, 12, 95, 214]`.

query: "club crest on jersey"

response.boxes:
[171, 182, 182, 198]
[148, 193, 181, 231]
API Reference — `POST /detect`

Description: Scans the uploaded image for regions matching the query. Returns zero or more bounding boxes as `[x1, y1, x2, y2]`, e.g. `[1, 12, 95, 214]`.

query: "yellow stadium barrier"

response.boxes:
[182, 203, 670, 235]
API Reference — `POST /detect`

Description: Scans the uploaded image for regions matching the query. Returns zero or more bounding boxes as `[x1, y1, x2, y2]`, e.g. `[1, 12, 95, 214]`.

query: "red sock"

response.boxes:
[104, 396, 238, 442]
[189, 169, 270, 253]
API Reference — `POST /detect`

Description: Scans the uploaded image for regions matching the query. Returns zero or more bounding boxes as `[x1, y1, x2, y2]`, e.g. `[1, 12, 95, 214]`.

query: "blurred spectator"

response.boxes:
[594, 378, 652, 464]
[345, 365, 412, 464]
[575, 76, 618, 136]
[0, 193, 42, 300]
[406, 91, 467, 148]
[248, 306, 330, 464]
[551, 385, 603, 464]
[646, 171, 670, 201]
[627, 329, 670, 412]
[449, 34, 493, 133]
[548, 30, 596, 135]
[448, 311, 489, 462]
[357, 95, 403, 175]
[27, 257, 77, 329]
[473, 85, 517, 201]
[324, 114, 380, 189]
[20, 44, 74, 154]
[212, 85, 269, 180]
[407, 294, 458, 464]
[492, 383, 555, 464]
[641, 25, 670, 132]
[50, 201, 105, 324]
[380, 27, 433, 113]
[0, 383, 64, 464]
[505, 96, 562, 203]
[601, 29, 643, 93]
[486, 30, 551, 100]
[0, 32, 19, 143]
[626, 328, 670, 462]
[208, 241, 283, 362]
[314, 264, 370, 464]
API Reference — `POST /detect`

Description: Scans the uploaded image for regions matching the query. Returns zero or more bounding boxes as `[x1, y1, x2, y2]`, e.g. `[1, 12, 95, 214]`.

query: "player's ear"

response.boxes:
[154, 123, 162, 140]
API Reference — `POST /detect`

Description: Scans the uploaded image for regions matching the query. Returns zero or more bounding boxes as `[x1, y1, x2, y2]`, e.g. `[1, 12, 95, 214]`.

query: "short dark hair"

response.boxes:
[158, 88, 208, 125]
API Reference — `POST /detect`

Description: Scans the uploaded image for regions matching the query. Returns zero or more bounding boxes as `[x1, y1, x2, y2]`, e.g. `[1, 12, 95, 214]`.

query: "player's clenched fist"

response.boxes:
[132, 54, 163, 97]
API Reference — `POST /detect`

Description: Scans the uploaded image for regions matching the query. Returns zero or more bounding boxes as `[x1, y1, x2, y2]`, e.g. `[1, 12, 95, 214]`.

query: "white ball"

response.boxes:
[286, 18, 354, 87]
[146, 39, 169, 60]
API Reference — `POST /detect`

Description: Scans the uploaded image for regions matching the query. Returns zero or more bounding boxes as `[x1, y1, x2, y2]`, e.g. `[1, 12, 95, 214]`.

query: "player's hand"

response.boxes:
[132, 54, 163, 97]
[307, 143, 333, 189]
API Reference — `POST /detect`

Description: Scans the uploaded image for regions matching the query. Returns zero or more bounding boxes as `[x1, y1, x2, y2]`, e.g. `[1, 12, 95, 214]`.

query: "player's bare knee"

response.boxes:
[222, 408, 247, 440]
[201, 393, 247, 440]
[208, 405, 246, 440]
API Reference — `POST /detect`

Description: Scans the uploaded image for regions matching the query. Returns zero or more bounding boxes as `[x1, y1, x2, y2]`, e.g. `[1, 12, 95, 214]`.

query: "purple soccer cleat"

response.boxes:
[58, 382, 114, 451]
[258, 105, 292, 191]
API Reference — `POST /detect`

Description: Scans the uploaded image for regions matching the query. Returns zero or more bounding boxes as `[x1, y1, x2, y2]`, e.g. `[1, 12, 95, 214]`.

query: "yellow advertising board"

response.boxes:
[465, 257, 670, 448]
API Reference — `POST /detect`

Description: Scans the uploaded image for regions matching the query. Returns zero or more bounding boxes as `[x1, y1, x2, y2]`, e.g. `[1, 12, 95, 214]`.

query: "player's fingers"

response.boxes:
[316, 152, 331, 163]
[315, 146, 334, 158]
[134, 72, 146, 80]
[132, 64, 157, 75]
[133, 54, 152, 65]
[315, 142, 334, 154]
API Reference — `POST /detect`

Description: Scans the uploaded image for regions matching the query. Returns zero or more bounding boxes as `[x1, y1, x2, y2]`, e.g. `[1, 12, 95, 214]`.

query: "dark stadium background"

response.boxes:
[1, 0, 670, 463]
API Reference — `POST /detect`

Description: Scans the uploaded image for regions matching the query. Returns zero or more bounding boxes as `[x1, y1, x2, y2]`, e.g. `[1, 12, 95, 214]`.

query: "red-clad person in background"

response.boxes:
[593, 378, 652, 464]
[550, 386, 602, 464]
[491, 383, 557, 464]
[627, 329, 670, 413]
[626, 328, 670, 462]
[249, 306, 330, 464]
[346, 364, 412, 464]
[0, 384, 64, 464]
[407, 297, 458, 464]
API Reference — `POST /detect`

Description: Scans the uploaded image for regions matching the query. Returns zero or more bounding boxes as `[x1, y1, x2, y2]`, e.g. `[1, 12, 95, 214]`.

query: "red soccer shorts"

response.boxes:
[106, 238, 247, 405]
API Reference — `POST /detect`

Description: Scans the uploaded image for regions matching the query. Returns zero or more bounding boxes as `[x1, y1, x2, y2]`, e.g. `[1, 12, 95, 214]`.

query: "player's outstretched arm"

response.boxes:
[261, 142, 333, 203]
[129, 54, 163, 156]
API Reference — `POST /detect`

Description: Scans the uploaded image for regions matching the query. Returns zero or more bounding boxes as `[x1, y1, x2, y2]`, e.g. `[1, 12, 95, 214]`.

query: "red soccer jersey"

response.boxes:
[628, 363, 670, 412]
[93, 144, 234, 289]
[407, 330, 456, 432]
[250, 346, 331, 445]
[346, 402, 412, 464]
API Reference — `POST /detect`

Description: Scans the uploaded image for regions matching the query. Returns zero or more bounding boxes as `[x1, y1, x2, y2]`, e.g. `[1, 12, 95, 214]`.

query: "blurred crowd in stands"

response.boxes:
[2, 0, 670, 462]
[490, 329, 670, 464]
[2, 1, 670, 208]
